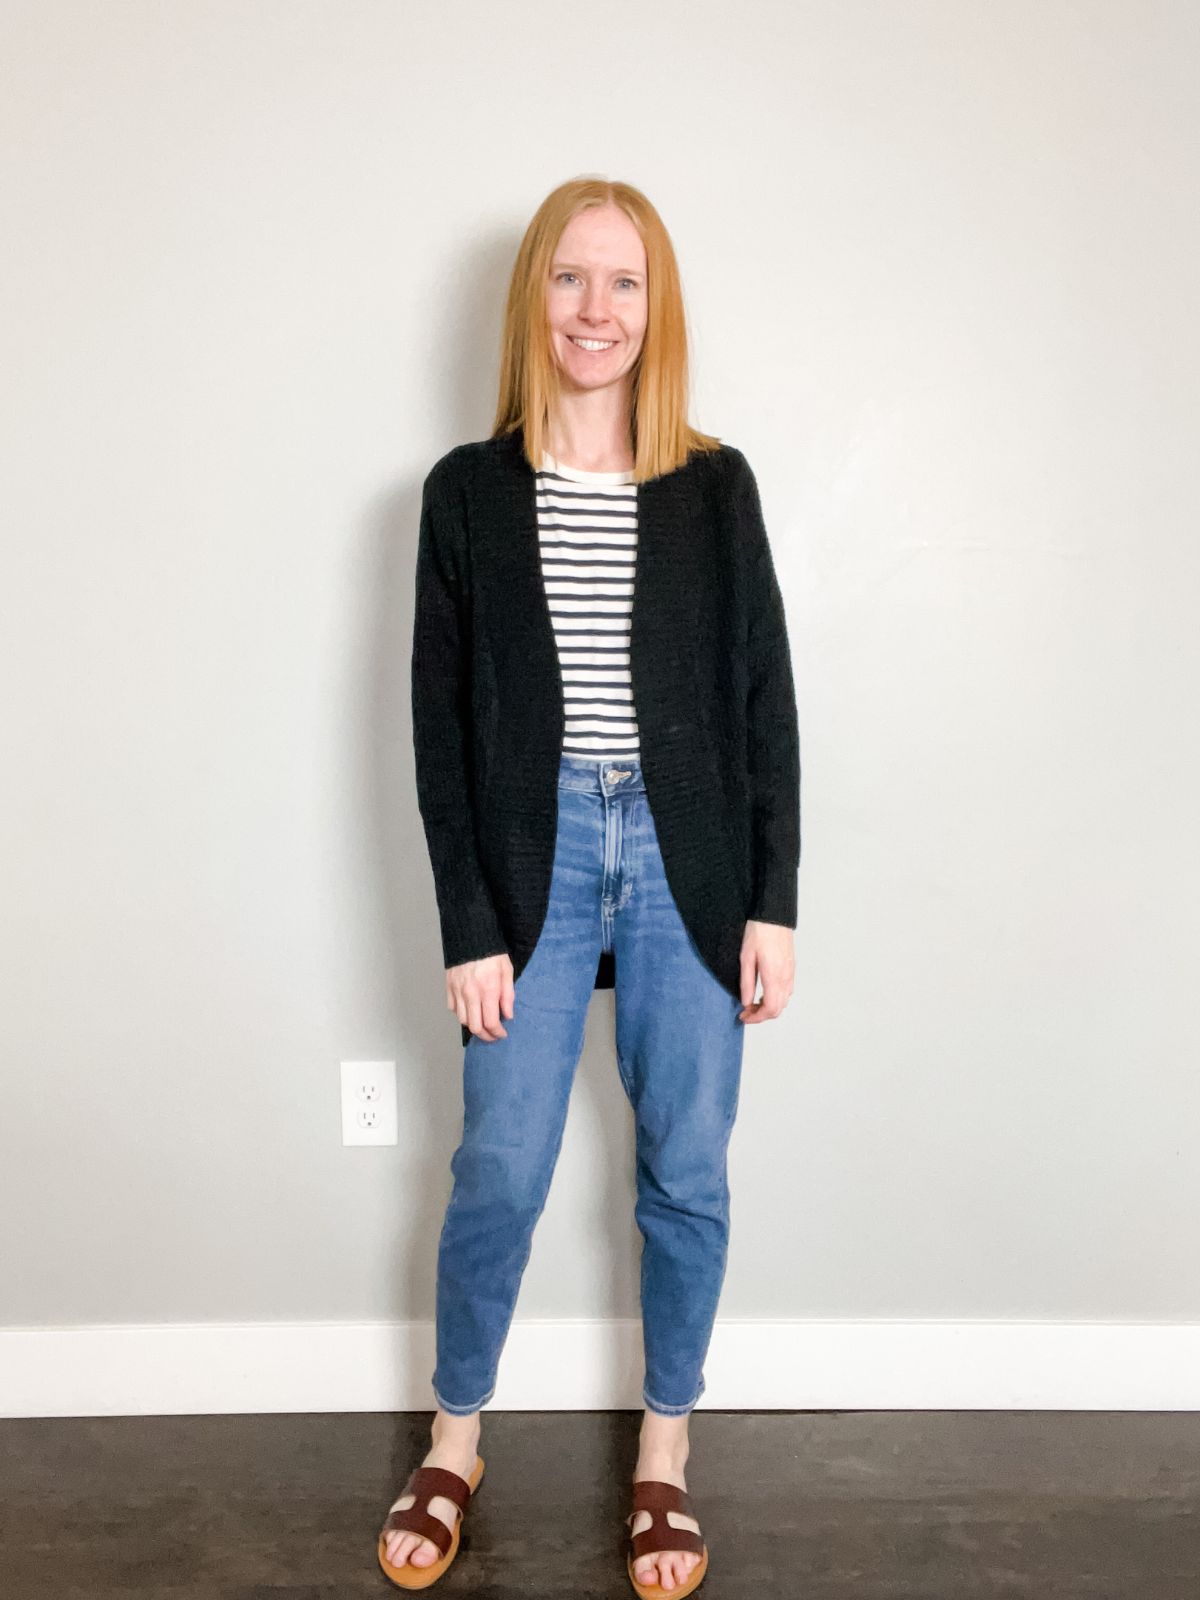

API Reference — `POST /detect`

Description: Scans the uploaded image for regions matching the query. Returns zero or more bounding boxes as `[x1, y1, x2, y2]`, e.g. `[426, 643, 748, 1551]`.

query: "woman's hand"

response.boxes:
[447, 952, 515, 1041]
[738, 920, 794, 1023]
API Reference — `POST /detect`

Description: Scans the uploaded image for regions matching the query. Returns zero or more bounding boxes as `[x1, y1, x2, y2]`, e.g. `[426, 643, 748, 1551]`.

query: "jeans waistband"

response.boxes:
[557, 751, 647, 795]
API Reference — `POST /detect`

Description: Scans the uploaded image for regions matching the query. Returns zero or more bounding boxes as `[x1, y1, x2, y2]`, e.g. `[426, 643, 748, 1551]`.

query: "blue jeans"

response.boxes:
[431, 751, 747, 1417]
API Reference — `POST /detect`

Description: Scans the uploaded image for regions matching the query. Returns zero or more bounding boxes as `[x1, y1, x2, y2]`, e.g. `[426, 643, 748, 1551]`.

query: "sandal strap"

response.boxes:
[380, 1503, 454, 1557]
[628, 1479, 705, 1560]
[403, 1463, 474, 1514]
[630, 1518, 706, 1561]
[379, 1462, 475, 1557]
[630, 1479, 696, 1520]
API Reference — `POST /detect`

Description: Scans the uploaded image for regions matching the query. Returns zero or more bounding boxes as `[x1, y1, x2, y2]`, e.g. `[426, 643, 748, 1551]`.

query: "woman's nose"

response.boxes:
[581, 288, 611, 322]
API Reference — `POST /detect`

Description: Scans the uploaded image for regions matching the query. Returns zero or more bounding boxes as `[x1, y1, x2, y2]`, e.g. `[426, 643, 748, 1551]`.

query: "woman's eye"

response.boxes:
[555, 272, 640, 289]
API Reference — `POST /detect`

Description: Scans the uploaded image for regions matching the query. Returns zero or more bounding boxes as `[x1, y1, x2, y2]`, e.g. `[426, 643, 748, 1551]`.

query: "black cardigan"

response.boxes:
[411, 424, 801, 1046]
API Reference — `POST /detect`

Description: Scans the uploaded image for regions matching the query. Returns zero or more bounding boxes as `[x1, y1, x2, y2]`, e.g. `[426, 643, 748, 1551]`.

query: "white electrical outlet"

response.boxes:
[340, 1060, 398, 1146]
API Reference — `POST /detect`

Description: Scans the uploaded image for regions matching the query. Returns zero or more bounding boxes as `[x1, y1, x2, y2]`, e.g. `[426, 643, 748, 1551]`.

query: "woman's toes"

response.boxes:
[635, 1555, 669, 1587]
[391, 1531, 437, 1567]
[649, 1552, 697, 1590]
[386, 1531, 437, 1568]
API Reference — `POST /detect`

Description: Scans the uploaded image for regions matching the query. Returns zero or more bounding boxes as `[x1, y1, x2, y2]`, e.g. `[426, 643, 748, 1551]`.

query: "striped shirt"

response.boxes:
[535, 453, 642, 760]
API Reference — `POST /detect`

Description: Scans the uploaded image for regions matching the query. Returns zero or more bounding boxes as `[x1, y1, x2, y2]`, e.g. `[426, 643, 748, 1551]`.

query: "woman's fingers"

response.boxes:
[446, 954, 513, 1040]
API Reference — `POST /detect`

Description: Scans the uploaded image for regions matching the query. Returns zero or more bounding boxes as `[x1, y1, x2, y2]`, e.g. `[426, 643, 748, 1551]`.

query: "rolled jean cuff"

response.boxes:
[432, 1381, 495, 1416]
[642, 1383, 703, 1417]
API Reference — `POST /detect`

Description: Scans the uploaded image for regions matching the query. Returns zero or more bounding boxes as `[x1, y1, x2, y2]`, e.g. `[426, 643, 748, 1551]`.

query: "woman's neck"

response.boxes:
[547, 398, 634, 474]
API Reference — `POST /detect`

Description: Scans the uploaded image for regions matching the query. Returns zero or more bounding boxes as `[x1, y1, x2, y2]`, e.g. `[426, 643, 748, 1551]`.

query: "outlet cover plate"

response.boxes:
[340, 1060, 398, 1146]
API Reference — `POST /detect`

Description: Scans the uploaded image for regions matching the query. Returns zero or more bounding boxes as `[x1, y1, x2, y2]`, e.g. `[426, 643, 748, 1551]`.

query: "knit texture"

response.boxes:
[411, 425, 800, 1046]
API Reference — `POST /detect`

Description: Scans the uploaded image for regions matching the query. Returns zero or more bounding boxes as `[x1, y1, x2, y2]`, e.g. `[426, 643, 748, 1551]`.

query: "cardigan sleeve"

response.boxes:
[726, 448, 801, 928]
[410, 461, 508, 971]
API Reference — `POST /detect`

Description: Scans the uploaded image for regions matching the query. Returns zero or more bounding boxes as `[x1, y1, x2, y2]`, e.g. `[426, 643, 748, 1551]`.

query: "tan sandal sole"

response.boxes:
[377, 1453, 485, 1590]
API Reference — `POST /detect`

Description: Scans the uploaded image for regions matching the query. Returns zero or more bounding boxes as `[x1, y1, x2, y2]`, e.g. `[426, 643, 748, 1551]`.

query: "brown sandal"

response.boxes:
[377, 1454, 485, 1590]
[626, 1478, 710, 1598]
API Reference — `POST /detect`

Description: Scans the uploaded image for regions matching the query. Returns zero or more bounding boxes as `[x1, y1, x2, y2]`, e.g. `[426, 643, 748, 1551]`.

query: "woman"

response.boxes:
[378, 177, 800, 1598]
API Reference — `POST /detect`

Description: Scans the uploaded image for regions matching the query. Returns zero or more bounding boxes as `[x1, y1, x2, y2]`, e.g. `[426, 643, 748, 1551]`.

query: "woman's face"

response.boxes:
[546, 203, 648, 394]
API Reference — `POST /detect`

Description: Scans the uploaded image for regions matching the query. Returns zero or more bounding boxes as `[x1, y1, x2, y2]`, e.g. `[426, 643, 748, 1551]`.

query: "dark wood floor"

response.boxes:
[2, 1410, 1198, 1597]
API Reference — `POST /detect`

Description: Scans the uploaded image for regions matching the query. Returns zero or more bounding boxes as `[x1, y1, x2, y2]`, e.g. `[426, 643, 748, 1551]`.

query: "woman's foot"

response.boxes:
[382, 1409, 482, 1572]
[631, 1411, 702, 1593]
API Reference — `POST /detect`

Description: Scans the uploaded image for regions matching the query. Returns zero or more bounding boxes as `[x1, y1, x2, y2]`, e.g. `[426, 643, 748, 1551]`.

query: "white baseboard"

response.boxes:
[3, 1318, 1199, 1417]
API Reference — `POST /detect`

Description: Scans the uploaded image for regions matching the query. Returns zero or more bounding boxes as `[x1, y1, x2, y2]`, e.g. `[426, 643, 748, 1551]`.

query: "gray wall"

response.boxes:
[3, 0, 1197, 1343]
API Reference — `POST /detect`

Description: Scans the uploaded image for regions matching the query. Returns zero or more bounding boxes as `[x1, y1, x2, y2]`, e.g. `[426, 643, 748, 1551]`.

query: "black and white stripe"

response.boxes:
[535, 454, 642, 760]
